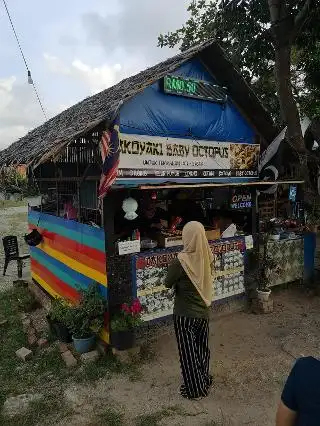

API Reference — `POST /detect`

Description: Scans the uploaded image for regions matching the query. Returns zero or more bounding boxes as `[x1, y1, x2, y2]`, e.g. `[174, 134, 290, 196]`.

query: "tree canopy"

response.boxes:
[158, 0, 320, 124]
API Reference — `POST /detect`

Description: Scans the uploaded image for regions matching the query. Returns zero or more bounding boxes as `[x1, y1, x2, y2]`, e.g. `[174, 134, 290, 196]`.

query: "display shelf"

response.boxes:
[133, 236, 246, 321]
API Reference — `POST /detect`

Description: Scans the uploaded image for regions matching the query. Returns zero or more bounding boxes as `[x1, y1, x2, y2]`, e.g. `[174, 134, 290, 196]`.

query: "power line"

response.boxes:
[2, 0, 47, 120]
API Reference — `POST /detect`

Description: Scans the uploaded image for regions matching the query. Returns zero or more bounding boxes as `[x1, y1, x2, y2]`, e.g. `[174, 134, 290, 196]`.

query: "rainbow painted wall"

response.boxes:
[28, 210, 109, 341]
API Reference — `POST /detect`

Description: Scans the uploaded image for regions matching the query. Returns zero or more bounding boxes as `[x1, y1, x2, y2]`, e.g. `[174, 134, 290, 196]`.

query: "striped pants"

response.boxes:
[174, 315, 212, 399]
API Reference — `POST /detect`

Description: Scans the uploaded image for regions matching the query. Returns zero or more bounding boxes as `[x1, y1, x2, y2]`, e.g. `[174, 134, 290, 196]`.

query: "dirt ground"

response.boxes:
[0, 204, 30, 292]
[1, 203, 320, 425]
[47, 288, 319, 426]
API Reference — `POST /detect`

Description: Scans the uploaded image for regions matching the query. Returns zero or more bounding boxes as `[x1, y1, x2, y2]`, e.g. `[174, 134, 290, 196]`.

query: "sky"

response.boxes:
[0, 0, 190, 150]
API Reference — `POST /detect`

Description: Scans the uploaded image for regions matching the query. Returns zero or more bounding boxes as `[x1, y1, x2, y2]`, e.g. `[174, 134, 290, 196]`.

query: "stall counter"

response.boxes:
[132, 236, 250, 321]
[266, 233, 316, 287]
[267, 237, 304, 287]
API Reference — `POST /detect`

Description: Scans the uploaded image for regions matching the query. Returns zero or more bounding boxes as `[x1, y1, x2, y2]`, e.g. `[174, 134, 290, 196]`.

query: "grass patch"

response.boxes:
[76, 351, 141, 383]
[0, 287, 144, 390]
[77, 357, 116, 382]
[128, 367, 143, 382]
[0, 289, 67, 406]
[0, 289, 28, 404]
[134, 407, 179, 426]
[0, 394, 68, 426]
[0, 200, 26, 209]
[139, 343, 156, 363]
[15, 287, 39, 313]
[0, 287, 148, 425]
[92, 408, 125, 426]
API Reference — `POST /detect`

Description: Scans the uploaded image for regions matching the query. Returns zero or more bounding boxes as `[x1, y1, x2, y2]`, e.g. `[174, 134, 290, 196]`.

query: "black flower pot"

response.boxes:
[111, 330, 135, 351]
[46, 315, 72, 343]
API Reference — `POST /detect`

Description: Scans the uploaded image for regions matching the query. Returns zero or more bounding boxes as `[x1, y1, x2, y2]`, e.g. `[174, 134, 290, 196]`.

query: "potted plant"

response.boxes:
[47, 297, 72, 343]
[256, 283, 271, 302]
[66, 284, 106, 353]
[246, 232, 278, 303]
[111, 299, 143, 351]
[256, 233, 278, 302]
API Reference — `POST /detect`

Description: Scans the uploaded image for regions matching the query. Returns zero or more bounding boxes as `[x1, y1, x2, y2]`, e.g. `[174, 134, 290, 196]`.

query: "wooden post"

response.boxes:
[55, 163, 59, 217]
[76, 140, 81, 221]
[103, 190, 118, 255]
[103, 189, 134, 316]
[251, 187, 258, 235]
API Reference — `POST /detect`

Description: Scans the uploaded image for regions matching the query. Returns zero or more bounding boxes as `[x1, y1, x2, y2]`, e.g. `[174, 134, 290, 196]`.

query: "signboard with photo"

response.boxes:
[133, 237, 246, 321]
[117, 134, 260, 179]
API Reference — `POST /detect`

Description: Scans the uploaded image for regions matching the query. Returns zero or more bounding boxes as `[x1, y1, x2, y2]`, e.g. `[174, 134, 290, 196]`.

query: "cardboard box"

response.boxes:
[205, 229, 220, 241]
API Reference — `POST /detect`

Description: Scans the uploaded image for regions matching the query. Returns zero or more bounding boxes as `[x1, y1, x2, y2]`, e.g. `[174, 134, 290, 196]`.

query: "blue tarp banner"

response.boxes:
[120, 58, 254, 145]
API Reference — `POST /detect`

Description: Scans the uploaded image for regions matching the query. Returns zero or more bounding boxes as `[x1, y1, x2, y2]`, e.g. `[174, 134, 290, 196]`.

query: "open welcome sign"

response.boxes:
[230, 188, 252, 209]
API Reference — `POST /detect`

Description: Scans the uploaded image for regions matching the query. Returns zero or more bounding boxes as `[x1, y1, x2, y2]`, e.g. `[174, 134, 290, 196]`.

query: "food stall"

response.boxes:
[0, 41, 281, 342]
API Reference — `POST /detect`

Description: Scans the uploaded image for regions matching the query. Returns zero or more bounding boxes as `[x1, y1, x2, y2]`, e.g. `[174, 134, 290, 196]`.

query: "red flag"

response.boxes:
[98, 122, 120, 199]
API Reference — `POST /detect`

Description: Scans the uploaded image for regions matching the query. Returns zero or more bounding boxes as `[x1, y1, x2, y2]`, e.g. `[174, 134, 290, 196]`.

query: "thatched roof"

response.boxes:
[0, 40, 276, 168]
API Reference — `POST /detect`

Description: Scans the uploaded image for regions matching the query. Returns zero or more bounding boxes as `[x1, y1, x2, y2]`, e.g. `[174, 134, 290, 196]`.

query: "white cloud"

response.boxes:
[0, 75, 66, 150]
[44, 52, 138, 94]
[0, 76, 16, 91]
[0, 53, 141, 151]
[43, 53, 71, 76]
[71, 59, 123, 93]
[82, 0, 190, 63]
[44, 53, 120, 94]
[0, 76, 47, 149]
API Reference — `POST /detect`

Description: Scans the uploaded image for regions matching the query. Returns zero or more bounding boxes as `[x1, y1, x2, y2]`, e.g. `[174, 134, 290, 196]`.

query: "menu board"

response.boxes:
[133, 237, 246, 321]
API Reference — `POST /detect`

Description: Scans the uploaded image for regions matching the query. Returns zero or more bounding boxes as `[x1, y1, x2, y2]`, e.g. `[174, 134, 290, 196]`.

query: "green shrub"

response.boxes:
[48, 297, 70, 325]
[16, 288, 38, 312]
[66, 284, 107, 339]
